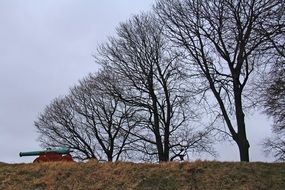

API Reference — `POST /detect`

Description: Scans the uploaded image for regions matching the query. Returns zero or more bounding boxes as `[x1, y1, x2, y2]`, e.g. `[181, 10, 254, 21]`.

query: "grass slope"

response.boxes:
[0, 161, 284, 190]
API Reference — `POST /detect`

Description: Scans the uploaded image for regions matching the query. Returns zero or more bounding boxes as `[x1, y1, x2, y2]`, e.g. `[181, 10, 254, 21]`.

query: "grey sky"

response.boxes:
[0, 0, 274, 163]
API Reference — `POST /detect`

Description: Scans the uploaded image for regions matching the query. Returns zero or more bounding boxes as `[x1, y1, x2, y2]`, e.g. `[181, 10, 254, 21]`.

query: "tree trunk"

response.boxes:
[163, 143, 170, 162]
[107, 151, 113, 162]
[237, 138, 250, 162]
[148, 70, 166, 162]
[233, 72, 250, 162]
[235, 109, 250, 162]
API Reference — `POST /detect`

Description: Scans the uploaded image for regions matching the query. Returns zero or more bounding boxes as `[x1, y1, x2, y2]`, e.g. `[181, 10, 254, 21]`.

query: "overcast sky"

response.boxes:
[0, 0, 274, 163]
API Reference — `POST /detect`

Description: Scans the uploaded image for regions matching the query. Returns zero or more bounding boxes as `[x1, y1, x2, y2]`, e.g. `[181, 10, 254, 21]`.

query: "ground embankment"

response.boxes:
[0, 161, 284, 190]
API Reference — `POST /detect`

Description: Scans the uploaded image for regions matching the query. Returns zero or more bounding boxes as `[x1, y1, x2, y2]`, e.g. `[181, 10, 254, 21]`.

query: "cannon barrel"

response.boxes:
[19, 147, 71, 157]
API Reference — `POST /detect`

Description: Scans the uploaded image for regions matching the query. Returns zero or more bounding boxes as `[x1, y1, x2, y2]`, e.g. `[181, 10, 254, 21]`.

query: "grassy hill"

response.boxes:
[0, 161, 284, 190]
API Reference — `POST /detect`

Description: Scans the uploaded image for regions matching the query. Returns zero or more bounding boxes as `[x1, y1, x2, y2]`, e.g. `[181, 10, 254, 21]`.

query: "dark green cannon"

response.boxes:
[19, 147, 73, 162]
[19, 147, 71, 157]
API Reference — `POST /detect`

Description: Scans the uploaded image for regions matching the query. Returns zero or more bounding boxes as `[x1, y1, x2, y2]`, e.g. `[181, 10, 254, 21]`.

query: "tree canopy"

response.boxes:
[35, 0, 284, 162]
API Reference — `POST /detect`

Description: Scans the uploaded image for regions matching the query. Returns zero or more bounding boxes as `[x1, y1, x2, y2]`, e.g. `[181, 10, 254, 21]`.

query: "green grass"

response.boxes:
[0, 161, 284, 190]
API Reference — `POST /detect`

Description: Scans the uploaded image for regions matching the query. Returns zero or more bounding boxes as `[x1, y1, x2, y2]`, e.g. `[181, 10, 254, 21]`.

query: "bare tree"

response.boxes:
[261, 51, 285, 161]
[263, 134, 285, 161]
[257, 8, 285, 160]
[96, 14, 214, 162]
[155, 0, 284, 161]
[263, 63, 285, 131]
[35, 72, 135, 161]
[35, 96, 97, 160]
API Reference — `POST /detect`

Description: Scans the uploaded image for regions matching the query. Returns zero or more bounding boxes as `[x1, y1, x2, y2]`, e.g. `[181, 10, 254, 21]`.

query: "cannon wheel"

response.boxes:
[61, 154, 73, 162]
[33, 156, 49, 163]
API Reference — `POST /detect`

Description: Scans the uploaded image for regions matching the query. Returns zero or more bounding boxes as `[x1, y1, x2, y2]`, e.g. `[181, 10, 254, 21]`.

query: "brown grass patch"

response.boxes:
[0, 161, 284, 190]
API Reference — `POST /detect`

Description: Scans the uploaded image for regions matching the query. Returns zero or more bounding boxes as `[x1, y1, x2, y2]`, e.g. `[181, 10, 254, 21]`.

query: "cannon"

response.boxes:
[19, 147, 74, 163]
